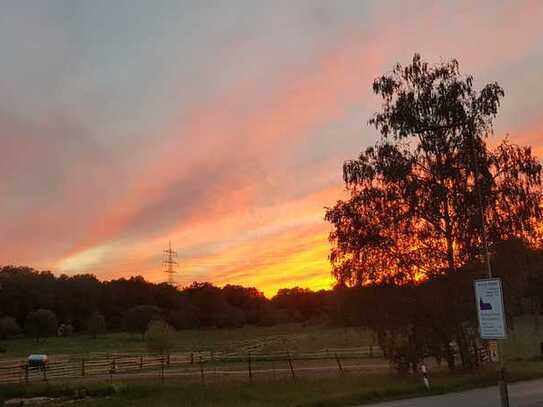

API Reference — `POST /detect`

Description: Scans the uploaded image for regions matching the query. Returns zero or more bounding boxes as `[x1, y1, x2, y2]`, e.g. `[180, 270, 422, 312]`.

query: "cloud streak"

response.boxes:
[1, 1, 542, 295]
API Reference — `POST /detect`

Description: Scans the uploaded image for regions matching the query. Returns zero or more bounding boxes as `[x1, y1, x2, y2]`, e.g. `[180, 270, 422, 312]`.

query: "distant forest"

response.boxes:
[1, 241, 543, 340]
[0, 265, 335, 336]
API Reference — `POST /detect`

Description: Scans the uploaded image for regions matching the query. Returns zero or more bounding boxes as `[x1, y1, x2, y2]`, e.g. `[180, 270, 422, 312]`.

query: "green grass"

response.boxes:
[503, 315, 543, 360]
[2, 316, 540, 360]
[2, 318, 543, 405]
[0, 324, 373, 358]
[2, 360, 543, 407]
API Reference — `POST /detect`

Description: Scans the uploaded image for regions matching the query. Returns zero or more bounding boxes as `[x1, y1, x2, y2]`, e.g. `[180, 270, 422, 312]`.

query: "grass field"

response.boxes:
[2, 360, 543, 406]
[2, 318, 543, 406]
[0, 324, 374, 358]
[2, 316, 542, 360]
[503, 315, 543, 359]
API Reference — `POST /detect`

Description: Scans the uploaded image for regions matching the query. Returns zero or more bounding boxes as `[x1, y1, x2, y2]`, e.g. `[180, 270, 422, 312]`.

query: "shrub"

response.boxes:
[87, 312, 106, 338]
[25, 309, 57, 343]
[0, 316, 21, 339]
[145, 320, 175, 355]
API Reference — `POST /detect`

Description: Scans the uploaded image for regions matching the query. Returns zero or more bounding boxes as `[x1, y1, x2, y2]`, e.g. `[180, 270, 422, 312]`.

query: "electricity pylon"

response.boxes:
[162, 241, 178, 286]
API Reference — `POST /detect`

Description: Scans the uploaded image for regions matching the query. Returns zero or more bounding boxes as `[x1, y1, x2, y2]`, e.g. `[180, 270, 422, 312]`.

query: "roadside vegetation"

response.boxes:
[3, 360, 543, 406]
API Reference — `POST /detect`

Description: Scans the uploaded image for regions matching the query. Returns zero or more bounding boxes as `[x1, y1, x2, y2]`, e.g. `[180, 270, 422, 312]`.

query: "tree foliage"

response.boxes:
[25, 309, 57, 343]
[124, 305, 161, 339]
[326, 54, 542, 286]
[0, 266, 331, 335]
[0, 316, 20, 339]
[87, 312, 106, 338]
[145, 320, 176, 355]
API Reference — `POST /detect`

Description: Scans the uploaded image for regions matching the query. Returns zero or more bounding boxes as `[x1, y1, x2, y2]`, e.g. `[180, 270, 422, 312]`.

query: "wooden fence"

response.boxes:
[0, 343, 492, 386]
[0, 346, 384, 385]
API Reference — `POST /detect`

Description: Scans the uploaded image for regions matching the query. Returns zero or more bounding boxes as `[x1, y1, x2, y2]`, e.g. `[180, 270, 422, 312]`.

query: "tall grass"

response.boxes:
[3, 360, 543, 407]
[504, 315, 543, 359]
[0, 324, 372, 358]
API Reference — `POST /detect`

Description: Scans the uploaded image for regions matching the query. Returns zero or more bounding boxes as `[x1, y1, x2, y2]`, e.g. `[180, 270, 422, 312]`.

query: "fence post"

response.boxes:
[199, 356, 205, 384]
[335, 352, 344, 375]
[24, 364, 29, 384]
[190, 352, 194, 365]
[109, 359, 116, 383]
[287, 351, 296, 382]
[81, 358, 86, 377]
[474, 343, 480, 368]
[160, 355, 165, 383]
[166, 353, 170, 367]
[248, 352, 253, 383]
[139, 355, 143, 370]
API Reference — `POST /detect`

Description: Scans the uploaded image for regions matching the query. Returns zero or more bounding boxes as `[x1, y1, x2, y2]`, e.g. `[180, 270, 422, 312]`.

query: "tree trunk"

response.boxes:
[443, 196, 455, 275]
[445, 341, 456, 371]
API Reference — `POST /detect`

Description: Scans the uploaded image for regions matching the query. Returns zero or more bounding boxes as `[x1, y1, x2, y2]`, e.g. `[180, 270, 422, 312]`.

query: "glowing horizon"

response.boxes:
[1, 1, 542, 296]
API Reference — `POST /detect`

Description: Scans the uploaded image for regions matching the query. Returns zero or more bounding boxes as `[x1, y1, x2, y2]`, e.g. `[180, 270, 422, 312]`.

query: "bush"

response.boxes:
[25, 309, 57, 343]
[167, 306, 199, 330]
[124, 305, 161, 339]
[87, 312, 106, 338]
[0, 316, 21, 339]
[216, 305, 245, 328]
[145, 320, 175, 355]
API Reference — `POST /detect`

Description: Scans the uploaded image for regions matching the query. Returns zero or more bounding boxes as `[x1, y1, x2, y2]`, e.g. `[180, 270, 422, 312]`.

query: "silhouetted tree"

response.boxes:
[325, 54, 543, 371]
[216, 305, 246, 328]
[222, 285, 267, 324]
[183, 282, 227, 327]
[272, 287, 324, 322]
[145, 320, 175, 355]
[124, 305, 161, 339]
[0, 316, 21, 339]
[326, 54, 542, 286]
[25, 309, 57, 343]
[87, 312, 106, 338]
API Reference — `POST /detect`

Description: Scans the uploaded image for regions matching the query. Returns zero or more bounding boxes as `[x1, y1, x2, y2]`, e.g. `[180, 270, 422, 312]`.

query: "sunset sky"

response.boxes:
[1, 1, 542, 296]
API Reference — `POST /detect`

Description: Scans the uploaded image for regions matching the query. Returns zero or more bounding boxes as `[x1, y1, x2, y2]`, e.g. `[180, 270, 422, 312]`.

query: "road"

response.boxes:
[363, 379, 543, 407]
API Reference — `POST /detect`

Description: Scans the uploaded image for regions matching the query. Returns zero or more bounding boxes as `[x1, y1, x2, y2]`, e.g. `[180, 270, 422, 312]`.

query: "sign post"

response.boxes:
[474, 277, 509, 407]
[474, 278, 507, 340]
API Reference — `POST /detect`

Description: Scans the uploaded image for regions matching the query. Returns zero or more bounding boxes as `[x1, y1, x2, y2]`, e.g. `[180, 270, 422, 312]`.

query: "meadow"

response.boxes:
[3, 360, 543, 406]
[0, 324, 374, 359]
[2, 316, 542, 361]
[2, 319, 543, 406]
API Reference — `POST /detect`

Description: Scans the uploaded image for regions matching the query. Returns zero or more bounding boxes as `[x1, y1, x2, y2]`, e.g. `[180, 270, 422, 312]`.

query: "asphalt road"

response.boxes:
[363, 379, 543, 407]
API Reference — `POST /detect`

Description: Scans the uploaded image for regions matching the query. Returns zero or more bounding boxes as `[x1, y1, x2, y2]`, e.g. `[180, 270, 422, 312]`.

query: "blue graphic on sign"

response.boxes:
[479, 297, 492, 311]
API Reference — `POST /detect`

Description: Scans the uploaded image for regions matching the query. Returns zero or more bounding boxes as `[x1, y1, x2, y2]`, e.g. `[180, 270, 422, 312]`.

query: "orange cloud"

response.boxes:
[56, 31, 383, 269]
[11, 1, 543, 295]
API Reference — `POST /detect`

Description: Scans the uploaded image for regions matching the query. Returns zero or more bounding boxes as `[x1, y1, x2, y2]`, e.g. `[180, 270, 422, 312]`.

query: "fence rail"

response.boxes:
[0, 346, 384, 385]
[0, 343, 492, 385]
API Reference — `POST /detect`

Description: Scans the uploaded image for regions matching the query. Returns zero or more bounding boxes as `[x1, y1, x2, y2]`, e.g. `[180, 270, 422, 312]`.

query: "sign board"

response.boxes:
[474, 278, 507, 339]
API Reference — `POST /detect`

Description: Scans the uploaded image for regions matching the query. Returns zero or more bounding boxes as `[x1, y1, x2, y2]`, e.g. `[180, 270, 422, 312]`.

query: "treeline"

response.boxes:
[0, 265, 333, 341]
[2, 239, 543, 349]
[1, 238, 543, 372]
[336, 239, 543, 371]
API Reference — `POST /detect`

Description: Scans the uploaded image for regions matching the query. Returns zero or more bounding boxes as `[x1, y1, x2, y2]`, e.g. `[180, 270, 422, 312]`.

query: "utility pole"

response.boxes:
[469, 132, 509, 407]
[162, 241, 178, 286]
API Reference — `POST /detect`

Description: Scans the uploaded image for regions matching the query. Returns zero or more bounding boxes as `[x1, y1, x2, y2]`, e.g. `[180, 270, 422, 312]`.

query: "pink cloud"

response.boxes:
[3, 1, 542, 293]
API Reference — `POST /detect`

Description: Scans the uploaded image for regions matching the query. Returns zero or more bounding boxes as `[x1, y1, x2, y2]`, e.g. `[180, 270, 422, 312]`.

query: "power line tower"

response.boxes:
[162, 241, 178, 286]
